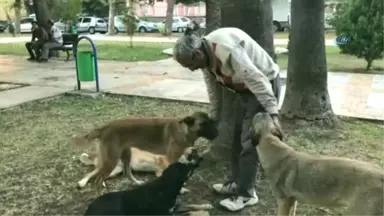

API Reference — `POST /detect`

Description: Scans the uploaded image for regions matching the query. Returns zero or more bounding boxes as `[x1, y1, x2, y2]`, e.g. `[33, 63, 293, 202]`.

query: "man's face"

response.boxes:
[177, 49, 207, 71]
[32, 23, 37, 29]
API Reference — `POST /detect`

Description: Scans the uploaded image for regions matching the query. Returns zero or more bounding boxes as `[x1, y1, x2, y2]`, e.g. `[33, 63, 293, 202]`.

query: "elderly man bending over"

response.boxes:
[172, 27, 282, 212]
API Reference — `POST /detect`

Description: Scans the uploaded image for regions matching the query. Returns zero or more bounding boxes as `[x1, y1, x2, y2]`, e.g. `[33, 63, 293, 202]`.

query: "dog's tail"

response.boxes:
[71, 128, 102, 149]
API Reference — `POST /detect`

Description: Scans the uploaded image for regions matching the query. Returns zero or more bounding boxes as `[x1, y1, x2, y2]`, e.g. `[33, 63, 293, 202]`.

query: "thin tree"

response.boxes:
[280, 0, 337, 126]
[107, 0, 117, 35]
[164, 0, 175, 36]
[13, 0, 22, 34]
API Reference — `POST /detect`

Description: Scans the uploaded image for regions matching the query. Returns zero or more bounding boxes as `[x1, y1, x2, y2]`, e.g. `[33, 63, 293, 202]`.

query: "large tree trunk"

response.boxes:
[32, 0, 50, 28]
[107, 0, 116, 35]
[280, 0, 337, 126]
[206, 0, 276, 161]
[164, 0, 175, 36]
[205, 0, 220, 34]
[14, 0, 22, 34]
[221, 0, 275, 59]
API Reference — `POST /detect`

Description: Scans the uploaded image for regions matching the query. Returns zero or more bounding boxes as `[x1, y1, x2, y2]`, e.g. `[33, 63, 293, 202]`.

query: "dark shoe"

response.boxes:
[37, 58, 48, 63]
[27, 57, 36, 61]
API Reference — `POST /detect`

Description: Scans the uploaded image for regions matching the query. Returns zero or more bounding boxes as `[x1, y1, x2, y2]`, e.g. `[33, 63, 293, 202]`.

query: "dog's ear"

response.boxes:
[250, 128, 261, 147]
[180, 116, 195, 126]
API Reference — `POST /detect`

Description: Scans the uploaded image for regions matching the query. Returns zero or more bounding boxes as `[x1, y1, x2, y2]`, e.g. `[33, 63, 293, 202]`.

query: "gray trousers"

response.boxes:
[231, 74, 281, 197]
[41, 41, 62, 60]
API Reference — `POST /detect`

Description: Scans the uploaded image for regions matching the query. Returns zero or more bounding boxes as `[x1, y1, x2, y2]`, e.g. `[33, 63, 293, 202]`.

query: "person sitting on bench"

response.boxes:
[39, 19, 63, 63]
[25, 21, 48, 61]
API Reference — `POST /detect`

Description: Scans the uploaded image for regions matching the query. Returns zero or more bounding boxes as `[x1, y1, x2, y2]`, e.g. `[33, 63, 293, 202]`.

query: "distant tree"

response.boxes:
[13, 0, 22, 34]
[123, 6, 137, 47]
[107, 0, 117, 35]
[23, 0, 34, 14]
[164, 0, 175, 36]
[330, 0, 383, 71]
[82, 0, 109, 17]
[48, 0, 82, 32]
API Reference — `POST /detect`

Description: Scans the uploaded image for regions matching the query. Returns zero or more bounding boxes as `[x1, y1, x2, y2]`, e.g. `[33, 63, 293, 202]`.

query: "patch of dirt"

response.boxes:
[0, 95, 382, 215]
[0, 82, 28, 92]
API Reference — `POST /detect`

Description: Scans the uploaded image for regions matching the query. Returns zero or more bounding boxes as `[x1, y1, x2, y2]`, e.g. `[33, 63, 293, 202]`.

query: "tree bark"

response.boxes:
[32, 0, 50, 28]
[280, 0, 337, 126]
[14, 0, 22, 34]
[107, 0, 116, 35]
[205, 0, 220, 34]
[165, 0, 175, 36]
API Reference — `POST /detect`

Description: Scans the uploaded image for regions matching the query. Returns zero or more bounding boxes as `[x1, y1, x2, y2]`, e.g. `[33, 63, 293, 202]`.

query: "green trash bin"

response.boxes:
[77, 51, 95, 82]
[71, 25, 77, 34]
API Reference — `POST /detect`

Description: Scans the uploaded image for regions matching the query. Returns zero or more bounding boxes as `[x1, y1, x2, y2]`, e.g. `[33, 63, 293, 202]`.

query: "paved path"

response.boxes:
[0, 34, 337, 46]
[0, 55, 382, 120]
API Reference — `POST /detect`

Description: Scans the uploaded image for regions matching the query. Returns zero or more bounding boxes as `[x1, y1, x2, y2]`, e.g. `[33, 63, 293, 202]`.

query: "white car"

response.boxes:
[114, 15, 158, 33]
[157, 16, 191, 33]
[75, 16, 107, 34]
[16, 17, 34, 33]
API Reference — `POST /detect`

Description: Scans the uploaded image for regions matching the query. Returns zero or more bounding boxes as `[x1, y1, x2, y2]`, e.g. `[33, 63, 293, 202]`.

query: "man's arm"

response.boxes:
[31, 29, 36, 42]
[202, 69, 222, 121]
[230, 45, 279, 115]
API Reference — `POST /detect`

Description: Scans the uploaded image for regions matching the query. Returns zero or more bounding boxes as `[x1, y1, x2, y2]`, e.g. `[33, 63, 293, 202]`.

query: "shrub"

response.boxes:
[330, 0, 383, 71]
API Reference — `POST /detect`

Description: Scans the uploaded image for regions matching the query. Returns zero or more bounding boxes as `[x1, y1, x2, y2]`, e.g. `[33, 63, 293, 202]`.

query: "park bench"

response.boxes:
[50, 33, 79, 61]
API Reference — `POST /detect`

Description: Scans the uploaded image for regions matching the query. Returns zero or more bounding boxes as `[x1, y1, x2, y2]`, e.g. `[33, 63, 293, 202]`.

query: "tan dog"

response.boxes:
[77, 147, 170, 188]
[72, 111, 218, 192]
[251, 112, 384, 216]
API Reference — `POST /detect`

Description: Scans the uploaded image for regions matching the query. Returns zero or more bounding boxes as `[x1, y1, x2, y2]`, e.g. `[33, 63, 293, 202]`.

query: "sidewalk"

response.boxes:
[0, 34, 338, 46]
[0, 55, 382, 120]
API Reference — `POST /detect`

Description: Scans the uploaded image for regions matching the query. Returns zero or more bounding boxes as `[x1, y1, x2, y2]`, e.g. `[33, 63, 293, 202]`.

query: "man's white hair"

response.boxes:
[173, 34, 202, 62]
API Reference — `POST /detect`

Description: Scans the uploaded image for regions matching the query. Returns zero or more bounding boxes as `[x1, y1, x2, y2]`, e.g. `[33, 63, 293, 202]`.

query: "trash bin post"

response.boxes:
[74, 36, 100, 92]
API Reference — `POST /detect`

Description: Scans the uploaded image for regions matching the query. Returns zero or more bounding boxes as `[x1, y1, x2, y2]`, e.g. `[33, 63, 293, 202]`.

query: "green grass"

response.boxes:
[0, 41, 172, 62]
[274, 31, 336, 39]
[0, 95, 382, 215]
[276, 46, 384, 73]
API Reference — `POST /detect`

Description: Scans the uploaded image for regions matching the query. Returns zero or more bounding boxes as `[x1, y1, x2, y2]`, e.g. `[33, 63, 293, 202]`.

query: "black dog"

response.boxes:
[84, 148, 203, 216]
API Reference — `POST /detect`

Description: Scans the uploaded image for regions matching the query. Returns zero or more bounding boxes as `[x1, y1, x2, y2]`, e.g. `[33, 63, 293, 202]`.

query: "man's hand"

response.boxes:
[270, 114, 282, 132]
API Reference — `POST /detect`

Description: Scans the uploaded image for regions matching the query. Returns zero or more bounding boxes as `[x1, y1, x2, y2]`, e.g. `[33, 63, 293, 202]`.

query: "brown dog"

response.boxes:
[251, 112, 384, 216]
[72, 111, 218, 192]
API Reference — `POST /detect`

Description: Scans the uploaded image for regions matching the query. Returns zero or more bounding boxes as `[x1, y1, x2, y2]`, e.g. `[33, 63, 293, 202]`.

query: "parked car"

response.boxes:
[156, 16, 191, 33]
[113, 15, 158, 33]
[18, 17, 35, 33]
[0, 20, 8, 33]
[75, 16, 107, 34]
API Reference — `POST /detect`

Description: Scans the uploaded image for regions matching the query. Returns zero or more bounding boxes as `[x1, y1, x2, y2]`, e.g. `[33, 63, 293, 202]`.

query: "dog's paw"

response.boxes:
[77, 180, 87, 189]
[180, 187, 190, 194]
[199, 204, 213, 210]
[133, 180, 145, 185]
